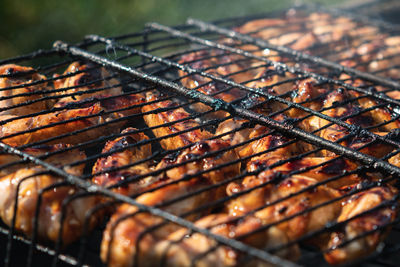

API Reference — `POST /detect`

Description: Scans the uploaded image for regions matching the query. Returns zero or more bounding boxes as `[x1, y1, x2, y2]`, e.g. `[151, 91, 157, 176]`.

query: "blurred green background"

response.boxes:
[1, 0, 345, 59]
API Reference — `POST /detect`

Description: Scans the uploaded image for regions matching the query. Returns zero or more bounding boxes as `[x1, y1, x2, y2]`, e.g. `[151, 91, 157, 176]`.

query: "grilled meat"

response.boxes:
[324, 185, 398, 265]
[92, 128, 154, 196]
[142, 91, 212, 150]
[0, 94, 144, 146]
[53, 62, 122, 103]
[101, 139, 240, 266]
[0, 143, 85, 177]
[0, 145, 98, 245]
[141, 214, 299, 267]
[227, 173, 342, 244]
[0, 64, 53, 116]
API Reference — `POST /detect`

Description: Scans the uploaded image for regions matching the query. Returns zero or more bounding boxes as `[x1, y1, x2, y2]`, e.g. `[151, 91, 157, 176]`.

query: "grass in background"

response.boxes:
[0, 0, 345, 59]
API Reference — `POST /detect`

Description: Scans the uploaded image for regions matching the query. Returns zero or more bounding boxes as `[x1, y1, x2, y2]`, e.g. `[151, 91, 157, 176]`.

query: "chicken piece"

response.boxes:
[239, 126, 300, 160]
[236, 18, 305, 45]
[227, 174, 341, 244]
[286, 78, 326, 121]
[0, 64, 53, 116]
[0, 146, 97, 244]
[0, 168, 98, 245]
[146, 214, 299, 267]
[101, 139, 241, 266]
[0, 94, 144, 146]
[310, 88, 396, 157]
[324, 185, 398, 265]
[142, 91, 212, 150]
[239, 66, 296, 116]
[92, 128, 154, 196]
[53, 61, 122, 103]
[215, 118, 252, 155]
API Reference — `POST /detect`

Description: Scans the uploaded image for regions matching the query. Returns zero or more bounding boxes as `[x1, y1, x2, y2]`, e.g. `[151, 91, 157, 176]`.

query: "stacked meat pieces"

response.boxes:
[1, 10, 400, 267]
[0, 62, 144, 245]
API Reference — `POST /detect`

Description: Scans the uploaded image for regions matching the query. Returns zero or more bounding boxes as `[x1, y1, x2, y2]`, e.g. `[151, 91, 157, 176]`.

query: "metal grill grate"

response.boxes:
[2, 2, 400, 267]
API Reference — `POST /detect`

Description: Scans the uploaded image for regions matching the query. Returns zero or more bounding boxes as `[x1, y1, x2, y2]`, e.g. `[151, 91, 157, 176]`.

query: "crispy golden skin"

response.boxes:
[101, 139, 240, 267]
[0, 145, 98, 245]
[142, 91, 212, 150]
[324, 185, 398, 265]
[53, 61, 122, 103]
[0, 64, 53, 116]
[92, 128, 154, 196]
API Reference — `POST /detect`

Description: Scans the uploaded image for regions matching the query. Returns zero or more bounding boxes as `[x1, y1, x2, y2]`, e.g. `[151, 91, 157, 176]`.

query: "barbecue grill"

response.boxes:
[3, 0, 400, 266]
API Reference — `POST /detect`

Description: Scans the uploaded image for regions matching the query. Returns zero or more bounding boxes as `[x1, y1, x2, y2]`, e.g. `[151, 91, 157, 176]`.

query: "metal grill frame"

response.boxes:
[2, 1, 400, 267]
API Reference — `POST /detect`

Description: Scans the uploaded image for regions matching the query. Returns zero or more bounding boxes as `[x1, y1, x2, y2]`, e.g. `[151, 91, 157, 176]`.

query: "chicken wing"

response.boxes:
[0, 143, 85, 177]
[309, 88, 396, 157]
[0, 64, 53, 116]
[227, 174, 341, 244]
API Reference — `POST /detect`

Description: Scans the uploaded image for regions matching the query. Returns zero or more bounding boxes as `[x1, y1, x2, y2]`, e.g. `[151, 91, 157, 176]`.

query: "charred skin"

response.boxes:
[141, 214, 299, 267]
[142, 91, 212, 150]
[239, 126, 300, 160]
[53, 61, 123, 103]
[324, 185, 398, 265]
[92, 128, 154, 196]
[101, 139, 240, 267]
[0, 64, 53, 116]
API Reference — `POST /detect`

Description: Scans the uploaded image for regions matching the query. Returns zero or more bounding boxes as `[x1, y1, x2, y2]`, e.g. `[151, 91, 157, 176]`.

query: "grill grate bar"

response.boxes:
[146, 21, 400, 109]
[53, 40, 400, 180]
[85, 34, 400, 152]
[185, 18, 400, 91]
